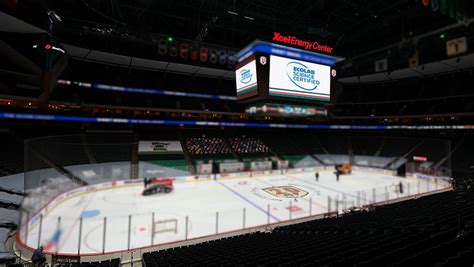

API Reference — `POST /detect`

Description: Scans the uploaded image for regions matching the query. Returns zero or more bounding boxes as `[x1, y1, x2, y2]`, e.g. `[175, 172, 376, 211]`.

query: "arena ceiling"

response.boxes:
[11, 0, 472, 58]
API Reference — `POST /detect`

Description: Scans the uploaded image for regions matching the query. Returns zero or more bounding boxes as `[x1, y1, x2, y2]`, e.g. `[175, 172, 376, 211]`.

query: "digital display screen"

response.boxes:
[235, 59, 258, 100]
[269, 55, 331, 101]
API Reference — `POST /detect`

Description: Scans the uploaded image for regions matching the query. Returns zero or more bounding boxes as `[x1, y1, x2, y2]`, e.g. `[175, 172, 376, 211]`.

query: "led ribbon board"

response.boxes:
[2, 112, 474, 130]
[245, 103, 327, 117]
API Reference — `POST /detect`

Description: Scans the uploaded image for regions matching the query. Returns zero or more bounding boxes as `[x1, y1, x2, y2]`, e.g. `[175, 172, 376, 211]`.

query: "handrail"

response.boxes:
[0, 187, 26, 196]
[0, 249, 27, 264]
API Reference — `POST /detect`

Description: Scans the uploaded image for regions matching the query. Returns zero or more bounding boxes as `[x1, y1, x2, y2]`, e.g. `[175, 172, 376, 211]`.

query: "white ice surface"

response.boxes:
[20, 170, 442, 255]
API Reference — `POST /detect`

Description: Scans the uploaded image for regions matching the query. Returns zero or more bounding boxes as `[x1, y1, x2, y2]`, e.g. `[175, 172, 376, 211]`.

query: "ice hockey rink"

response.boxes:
[17, 168, 450, 255]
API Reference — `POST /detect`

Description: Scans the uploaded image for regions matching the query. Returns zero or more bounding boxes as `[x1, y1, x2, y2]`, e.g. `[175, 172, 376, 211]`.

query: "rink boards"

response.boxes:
[16, 167, 452, 256]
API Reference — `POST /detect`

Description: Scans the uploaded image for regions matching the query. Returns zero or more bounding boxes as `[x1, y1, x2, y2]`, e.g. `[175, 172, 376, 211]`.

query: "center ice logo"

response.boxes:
[286, 62, 320, 91]
[263, 186, 308, 198]
[239, 69, 252, 84]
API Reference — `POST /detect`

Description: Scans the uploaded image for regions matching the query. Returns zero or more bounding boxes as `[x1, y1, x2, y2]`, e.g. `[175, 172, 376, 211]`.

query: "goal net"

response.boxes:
[391, 183, 405, 194]
[152, 218, 178, 237]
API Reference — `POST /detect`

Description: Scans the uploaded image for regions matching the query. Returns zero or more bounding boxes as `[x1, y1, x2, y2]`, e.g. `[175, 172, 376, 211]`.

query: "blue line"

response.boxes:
[216, 180, 281, 222]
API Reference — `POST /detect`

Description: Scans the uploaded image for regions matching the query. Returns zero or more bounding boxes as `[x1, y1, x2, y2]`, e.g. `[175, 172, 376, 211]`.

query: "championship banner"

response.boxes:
[158, 39, 167, 55]
[218, 50, 227, 64]
[210, 49, 218, 64]
[138, 141, 183, 154]
[200, 47, 208, 62]
[190, 45, 199, 61]
[227, 51, 236, 66]
[169, 42, 178, 57]
[180, 43, 189, 60]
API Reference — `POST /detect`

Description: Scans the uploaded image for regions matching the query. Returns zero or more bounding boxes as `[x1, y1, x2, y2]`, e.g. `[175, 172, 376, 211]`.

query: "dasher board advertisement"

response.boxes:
[269, 55, 331, 101]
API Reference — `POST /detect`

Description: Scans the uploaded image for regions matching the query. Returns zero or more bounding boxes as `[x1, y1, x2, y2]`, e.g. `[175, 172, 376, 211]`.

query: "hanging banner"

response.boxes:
[139, 141, 183, 154]
[200, 47, 209, 62]
[179, 43, 189, 60]
[190, 45, 199, 61]
[219, 50, 228, 64]
[169, 42, 178, 57]
[210, 49, 218, 64]
[158, 39, 167, 55]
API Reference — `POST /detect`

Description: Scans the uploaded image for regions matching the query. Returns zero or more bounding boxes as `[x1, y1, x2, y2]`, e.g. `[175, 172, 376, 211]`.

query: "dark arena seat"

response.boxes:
[142, 185, 474, 266]
[0, 133, 24, 175]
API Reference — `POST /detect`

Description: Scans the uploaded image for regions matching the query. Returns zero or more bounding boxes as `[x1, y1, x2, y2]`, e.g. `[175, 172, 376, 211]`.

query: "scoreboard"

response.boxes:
[268, 55, 331, 101]
[235, 40, 343, 105]
[235, 58, 258, 100]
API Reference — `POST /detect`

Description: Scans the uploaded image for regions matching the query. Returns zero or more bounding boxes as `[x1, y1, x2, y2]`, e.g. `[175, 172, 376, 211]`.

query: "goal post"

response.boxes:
[152, 218, 178, 237]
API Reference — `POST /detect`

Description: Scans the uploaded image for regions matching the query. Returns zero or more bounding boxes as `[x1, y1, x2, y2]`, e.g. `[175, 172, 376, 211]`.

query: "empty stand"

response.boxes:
[143, 185, 474, 266]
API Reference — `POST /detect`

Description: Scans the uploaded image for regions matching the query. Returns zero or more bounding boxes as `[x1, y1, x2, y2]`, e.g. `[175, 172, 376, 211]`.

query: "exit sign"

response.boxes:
[413, 156, 428, 162]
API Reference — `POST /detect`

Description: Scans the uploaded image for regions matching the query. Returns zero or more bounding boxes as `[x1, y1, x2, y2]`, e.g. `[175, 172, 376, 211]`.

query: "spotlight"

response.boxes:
[47, 10, 62, 22]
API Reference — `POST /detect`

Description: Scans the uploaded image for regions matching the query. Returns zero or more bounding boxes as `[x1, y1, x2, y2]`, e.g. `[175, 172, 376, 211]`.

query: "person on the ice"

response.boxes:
[144, 177, 150, 188]
[399, 181, 404, 194]
[315, 172, 319, 182]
